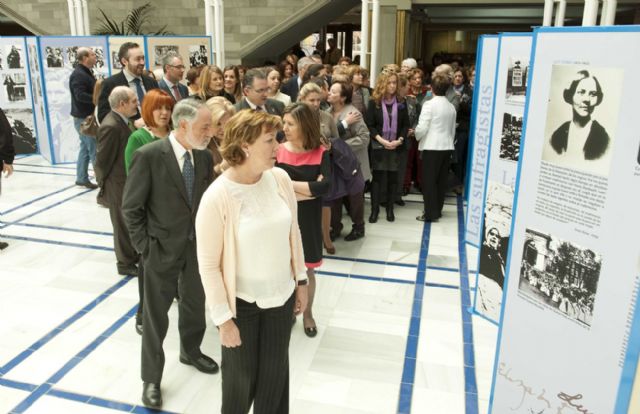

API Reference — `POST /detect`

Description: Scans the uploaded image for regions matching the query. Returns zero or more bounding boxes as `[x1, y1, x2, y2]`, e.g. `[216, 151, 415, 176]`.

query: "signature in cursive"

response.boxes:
[498, 363, 552, 411]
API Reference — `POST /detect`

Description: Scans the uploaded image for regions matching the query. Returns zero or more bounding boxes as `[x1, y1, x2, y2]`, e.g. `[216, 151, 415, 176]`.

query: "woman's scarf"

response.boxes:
[381, 96, 398, 141]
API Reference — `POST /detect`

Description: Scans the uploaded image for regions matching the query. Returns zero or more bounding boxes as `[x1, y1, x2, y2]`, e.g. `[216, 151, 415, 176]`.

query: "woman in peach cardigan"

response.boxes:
[195, 109, 308, 414]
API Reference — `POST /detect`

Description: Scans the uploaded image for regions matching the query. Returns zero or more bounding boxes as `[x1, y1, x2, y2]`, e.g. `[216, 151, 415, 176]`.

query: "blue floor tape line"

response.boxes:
[397, 220, 431, 414]
[12, 169, 77, 177]
[7, 188, 95, 227]
[324, 255, 418, 269]
[456, 196, 479, 414]
[0, 234, 114, 251]
[0, 184, 76, 216]
[0, 277, 132, 376]
[3, 221, 114, 236]
[9, 305, 138, 414]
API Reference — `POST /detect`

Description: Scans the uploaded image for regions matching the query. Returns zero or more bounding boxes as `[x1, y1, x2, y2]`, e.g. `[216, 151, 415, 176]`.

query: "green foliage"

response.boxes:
[93, 3, 171, 35]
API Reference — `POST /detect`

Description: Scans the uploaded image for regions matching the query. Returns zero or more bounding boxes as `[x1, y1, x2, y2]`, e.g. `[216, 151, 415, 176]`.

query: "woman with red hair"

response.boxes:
[123, 88, 175, 335]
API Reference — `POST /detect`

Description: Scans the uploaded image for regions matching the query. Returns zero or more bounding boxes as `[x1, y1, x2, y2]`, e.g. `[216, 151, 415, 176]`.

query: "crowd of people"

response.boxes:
[34, 40, 478, 411]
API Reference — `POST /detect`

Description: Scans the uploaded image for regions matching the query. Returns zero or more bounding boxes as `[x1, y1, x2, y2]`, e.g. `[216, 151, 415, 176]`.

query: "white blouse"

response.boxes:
[219, 170, 295, 308]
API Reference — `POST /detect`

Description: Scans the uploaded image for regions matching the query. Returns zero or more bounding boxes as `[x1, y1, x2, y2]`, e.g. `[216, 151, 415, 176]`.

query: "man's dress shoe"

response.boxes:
[179, 353, 219, 374]
[142, 382, 162, 408]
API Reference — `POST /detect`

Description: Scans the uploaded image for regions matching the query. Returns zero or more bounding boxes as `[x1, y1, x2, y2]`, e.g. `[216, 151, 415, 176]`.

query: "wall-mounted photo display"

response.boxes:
[189, 44, 208, 67]
[39, 36, 110, 163]
[153, 45, 179, 66]
[107, 36, 145, 72]
[145, 36, 212, 77]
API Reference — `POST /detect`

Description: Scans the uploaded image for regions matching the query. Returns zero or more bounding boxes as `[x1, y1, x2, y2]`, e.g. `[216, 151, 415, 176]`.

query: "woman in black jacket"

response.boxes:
[365, 72, 409, 223]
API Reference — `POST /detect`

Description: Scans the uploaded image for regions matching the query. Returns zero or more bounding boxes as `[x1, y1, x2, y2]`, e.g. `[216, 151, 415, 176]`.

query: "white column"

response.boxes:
[370, 0, 380, 85]
[582, 0, 600, 26]
[542, 0, 554, 26]
[218, 0, 225, 67]
[81, 0, 90, 36]
[360, 0, 369, 70]
[73, 0, 84, 34]
[67, 0, 77, 35]
[554, 0, 567, 26]
[213, 0, 222, 67]
[600, 0, 617, 25]
[204, 0, 213, 36]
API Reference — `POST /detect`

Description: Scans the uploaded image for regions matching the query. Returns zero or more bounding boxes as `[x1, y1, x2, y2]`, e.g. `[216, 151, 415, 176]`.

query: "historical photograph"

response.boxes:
[111, 50, 122, 70]
[4, 108, 36, 153]
[3, 74, 27, 102]
[542, 65, 622, 177]
[65, 46, 79, 68]
[93, 47, 105, 70]
[154, 45, 179, 66]
[500, 111, 523, 162]
[45, 46, 63, 68]
[28, 44, 39, 72]
[189, 45, 208, 67]
[519, 228, 601, 327]
[505, 56, 529, 104]
[5, 44, 24, 69]
[476, 181, 514, 322]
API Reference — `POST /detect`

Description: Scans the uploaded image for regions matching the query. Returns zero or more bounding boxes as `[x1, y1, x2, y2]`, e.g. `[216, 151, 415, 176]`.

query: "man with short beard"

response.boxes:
[122, 99, 217, 410]
[97, 42, 158, 123]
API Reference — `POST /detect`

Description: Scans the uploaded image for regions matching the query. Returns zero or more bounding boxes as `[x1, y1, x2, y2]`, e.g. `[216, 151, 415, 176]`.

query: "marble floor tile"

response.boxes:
[0, 386, 30, 413]
[411, 387, 466, 414]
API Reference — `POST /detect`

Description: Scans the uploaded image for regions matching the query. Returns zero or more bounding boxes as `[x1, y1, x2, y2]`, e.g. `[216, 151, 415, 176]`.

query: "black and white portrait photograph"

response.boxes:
[5, 44, 24, 69]
[476, 181, 514, 322]
[542, 65, 622, 176]
[519, 228, 601, 327]
[3, 74, 27, 102]
[45, 46, 63, 68]
[4, 108, 36, 153]
[111, 51, 122, 70]
[65, 46, 79, 68]
[93, 47, 105, 69]
[505, 56, 529, 104]
[500, 112, 523, 162]
[154, 45, 179, 66]
[189, 45, 208, 67]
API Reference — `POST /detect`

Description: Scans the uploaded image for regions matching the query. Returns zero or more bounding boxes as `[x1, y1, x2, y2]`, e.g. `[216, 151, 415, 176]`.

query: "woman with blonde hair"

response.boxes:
[196, 109, 308, 414]
[276, 102, 331, 338]
[192, 65, 236, 104]
[365, 71, 409, 223]
[204, 96, 236, 178]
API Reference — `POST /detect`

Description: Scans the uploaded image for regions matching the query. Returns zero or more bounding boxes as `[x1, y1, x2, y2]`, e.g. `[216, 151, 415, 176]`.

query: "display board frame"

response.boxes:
[144, 35, 212, 82]
[489, 25, 640, 414]
[465, 34, 499, 248]
[470, 33, 533, 325]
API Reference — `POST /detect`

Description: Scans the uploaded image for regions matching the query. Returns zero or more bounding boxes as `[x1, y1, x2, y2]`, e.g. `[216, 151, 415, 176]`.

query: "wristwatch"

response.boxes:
[297, 279, 308, 286]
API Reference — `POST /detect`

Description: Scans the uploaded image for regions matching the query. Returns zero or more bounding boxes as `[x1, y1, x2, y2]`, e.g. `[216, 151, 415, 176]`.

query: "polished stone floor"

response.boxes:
[0, 155, 498, 414]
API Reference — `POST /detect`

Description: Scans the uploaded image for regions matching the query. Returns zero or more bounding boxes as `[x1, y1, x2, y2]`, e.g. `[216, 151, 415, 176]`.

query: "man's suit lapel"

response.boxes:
[160, 139, 191, 207]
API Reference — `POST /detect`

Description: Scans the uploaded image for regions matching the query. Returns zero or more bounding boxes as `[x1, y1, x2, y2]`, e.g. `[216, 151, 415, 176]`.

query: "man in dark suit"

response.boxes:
[69, 47, 98, 189]
[95, 86, 139, 276]
[97, 42, 158, 124]
[280, 56, 313, 102]
[158, 52, 188, 102]
[122, 99, 218, 409]
[235, 68, 284, 116]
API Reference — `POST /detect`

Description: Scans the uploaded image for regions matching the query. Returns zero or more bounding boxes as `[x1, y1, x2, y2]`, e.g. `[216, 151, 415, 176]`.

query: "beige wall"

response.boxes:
[376, 6, 398, 72]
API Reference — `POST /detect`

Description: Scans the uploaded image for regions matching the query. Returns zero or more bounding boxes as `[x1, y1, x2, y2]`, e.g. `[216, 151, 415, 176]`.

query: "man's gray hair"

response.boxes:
[434, 64, 454, 80]
[172, 98, 204, 127]
[242, 68, 267, 90]
[402, 58, 417, 69]
[76, 47, 92, 62]
[162, 52, 182, 73]
[297, 56, 314, 72]
[108, 86, 133, 110]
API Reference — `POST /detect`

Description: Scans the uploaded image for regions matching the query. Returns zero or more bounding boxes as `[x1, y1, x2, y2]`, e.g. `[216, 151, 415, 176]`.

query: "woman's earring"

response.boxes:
[244, 151, 250, 158]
